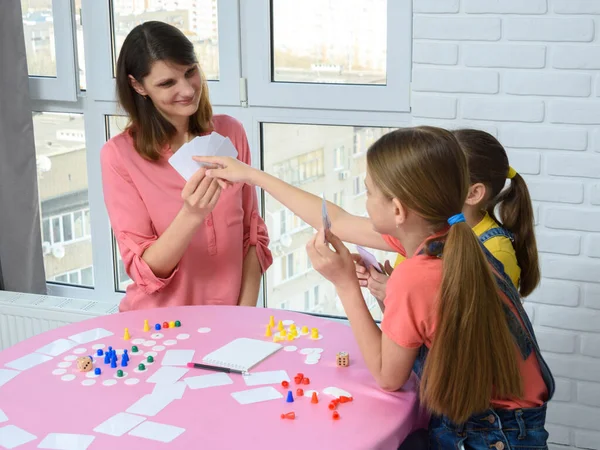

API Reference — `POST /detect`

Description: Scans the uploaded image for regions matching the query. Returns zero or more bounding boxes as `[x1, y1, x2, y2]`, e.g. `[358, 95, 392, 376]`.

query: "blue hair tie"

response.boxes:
[447, 213, 466, 226]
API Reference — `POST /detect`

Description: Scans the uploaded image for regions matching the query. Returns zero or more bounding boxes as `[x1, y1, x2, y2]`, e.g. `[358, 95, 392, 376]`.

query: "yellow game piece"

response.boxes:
[265, 325, 272, 337]
[143, 319, 150, 332]
[169, 321, 175, 328]
[280, 328, 287, 337]
[273, 335, 283, 343]
[289, 324, 297, 332]
[301, 326, 309, 335]
[123, 327, 131, 340]
[268, 315, 275, 328]
[277, 320, 284, 331]
[287, 333, 295, 341]
[310, 328, 319, 339]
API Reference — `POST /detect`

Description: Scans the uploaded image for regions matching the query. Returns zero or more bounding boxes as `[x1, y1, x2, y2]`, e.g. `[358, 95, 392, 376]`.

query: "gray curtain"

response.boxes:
[0, 1, 46, 293]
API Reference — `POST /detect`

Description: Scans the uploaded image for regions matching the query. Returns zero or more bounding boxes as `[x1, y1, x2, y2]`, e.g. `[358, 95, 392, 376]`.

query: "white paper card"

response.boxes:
[207, 132, 225, 153]
[68, 328, 113, 344]
[38, 433, 95, 450]
[4, 353, 53, 371]
[215, 137, 238, 158]
[230, 386, 283, 405]
[161, 349, 195, 366]
[128, 421, 185, 443]
[0, 425, 37, 449]
[168, 135, 212, 180]
[126, 394, 174, 417]
[184, 373, 233, 390]
[93, 412, 146, 437]
[0, 409, 7, 423]
[152, 381, 187, 400]
[356, 245, 383, 273]
[146, 366, 189, 384]
[0, 369, 19, 388]
[35, 339, 78, 357]
[243, 370, 290, 387]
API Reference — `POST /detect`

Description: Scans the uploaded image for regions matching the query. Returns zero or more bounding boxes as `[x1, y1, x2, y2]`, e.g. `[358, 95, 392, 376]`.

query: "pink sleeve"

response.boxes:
[100, 139, 178, 295]
[382, 234, 407, 257]
[232, 121, 273, 273]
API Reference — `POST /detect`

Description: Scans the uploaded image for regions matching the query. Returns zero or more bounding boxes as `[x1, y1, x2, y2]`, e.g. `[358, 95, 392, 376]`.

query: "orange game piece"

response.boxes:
[310, 392, 319, 404]
[296, 388, 304, 396]
[339, 396, 352, 403]
[302, 377, 310, 385]
[281, 380, 289, 388]
[332, 411, 340, 420]
[333, 398, 341, 406]
[280, 412, 296, 420]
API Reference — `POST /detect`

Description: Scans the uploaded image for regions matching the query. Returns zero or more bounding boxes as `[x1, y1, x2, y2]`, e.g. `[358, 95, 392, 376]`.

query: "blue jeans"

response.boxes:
[429, 405, 549, 449]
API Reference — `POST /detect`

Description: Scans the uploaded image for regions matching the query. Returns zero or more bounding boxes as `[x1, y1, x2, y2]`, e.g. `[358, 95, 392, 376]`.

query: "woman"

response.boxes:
[101, 21, 272, 311]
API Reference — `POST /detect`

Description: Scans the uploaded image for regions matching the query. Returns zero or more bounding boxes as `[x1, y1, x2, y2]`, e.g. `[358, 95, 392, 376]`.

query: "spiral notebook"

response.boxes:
[202, 338, 282, 372]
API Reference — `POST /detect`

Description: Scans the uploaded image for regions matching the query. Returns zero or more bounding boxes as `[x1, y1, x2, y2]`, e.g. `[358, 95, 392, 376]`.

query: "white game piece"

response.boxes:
[143, 340, 156, 347]
[125, 378, 140, 386]
[132, 338, 145, 345]
[312, 348, 324, 354]
[38, 432, 95, 450]
[283, 346, 297, 352]
[63, 355, 78, 362]
[163, 340, 177, 346]
[197, 327, 211, 333]
[304, 359, 319, 365]
[36, 339, 77, 357]
[323, 386, 353, 398]
[151, 333, 164, 339]
[57, 362, 72, 368]
[176, 333, 190, 340]
[152, 346, 166, 352]
[61, 374, 76, 382]
[68, 328, 113, 344]
[0, 425, 36, 449]
[85, 372, 98, 378]
[282, 320, 295, 326]
[52, 369, 67, 376]
[128, 421, 185, 443]
[4, 353, 53, 371]
[102, 379, 117, 386]
[299, 348, 314, 355]
[94, 412, 146, 437]
[72, 348, 87, 354]
[82, 379, 96, 386]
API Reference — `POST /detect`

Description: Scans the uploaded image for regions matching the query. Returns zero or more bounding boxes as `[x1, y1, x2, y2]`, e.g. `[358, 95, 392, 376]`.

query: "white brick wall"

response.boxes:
[410, 1, 600, 447]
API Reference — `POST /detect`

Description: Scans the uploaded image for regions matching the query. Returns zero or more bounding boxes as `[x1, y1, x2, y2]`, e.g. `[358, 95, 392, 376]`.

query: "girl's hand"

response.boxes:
[365, 264, 392, 302]
[181, 167, 222, 222]
[306, 229, 359, 291]
[193, 156, 255, 185]
[353, 254, 371, 287]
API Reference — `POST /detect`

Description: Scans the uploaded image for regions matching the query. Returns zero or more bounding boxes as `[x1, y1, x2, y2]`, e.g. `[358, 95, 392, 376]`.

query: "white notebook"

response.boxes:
[202, 338, 282, 372]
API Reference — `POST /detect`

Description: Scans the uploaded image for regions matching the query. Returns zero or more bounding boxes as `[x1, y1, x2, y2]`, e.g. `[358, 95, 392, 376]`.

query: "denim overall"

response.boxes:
[411, 228, 555, 449]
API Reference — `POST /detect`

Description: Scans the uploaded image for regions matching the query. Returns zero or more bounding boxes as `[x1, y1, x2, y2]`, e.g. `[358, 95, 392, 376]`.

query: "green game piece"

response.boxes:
[175, 320, 181, 327]
[117, 369, 124, 377]
[138, 363, 145, 371]
[131, 345, 139, 353]
[147, 355, 154, 363]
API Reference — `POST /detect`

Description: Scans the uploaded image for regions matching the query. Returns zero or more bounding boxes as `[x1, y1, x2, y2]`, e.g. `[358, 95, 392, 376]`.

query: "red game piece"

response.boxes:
[332, 411, 340, 420]
[163, 321, 169, 328]
[296, 373, 304, 379]
[328, 401, 337, 410]
[310, 392, 319, 404]
[296, 388, 304, 396]
[280, 412, 296, 420]
[294, 376, 303, 385]
[333, 398, 341, 406]
[281, 380, 289, 388]
[302, 377, 310, 385]
[339, 396, 352, 403]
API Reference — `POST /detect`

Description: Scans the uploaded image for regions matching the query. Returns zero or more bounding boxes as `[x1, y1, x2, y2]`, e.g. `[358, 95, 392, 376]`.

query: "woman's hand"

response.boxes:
[306, 229, 359, 292]
[193, 156, 256, 186]
[180, 167, 222, 222]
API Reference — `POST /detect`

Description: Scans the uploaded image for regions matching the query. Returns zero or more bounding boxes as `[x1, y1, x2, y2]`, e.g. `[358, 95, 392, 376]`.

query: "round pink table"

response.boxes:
[0, 306, 421, 450]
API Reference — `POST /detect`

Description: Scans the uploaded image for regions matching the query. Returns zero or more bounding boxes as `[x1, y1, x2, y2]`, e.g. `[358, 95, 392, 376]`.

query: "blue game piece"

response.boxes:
[286, 391, 294, 403]
[110, 359, 117, 369]
[155, 323, 161, 331]
[121, 359, 128, 367]
[104, 354, 110, 364]
[97, 349, 103, 356]
[108, 346, 113, 353]
[94, 368, 101, 375]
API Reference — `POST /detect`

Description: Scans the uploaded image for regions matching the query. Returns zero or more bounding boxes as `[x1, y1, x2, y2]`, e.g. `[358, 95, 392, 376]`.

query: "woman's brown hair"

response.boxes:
[367, 127, 522, 424]
[115, 21, 213, 161]
[453, 129, 540, 297]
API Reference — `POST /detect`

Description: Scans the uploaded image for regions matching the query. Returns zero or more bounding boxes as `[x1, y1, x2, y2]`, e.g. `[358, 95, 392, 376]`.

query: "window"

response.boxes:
[21, 0, 56, 77]
[333, 145, 345, 170]
[353, 175, 366, 196]
[333, 190, 344, 208]
[51, 266, 94, 288]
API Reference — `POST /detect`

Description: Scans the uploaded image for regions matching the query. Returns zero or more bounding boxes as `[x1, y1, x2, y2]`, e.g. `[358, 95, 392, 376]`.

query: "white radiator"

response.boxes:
[0, 290, 118, 351]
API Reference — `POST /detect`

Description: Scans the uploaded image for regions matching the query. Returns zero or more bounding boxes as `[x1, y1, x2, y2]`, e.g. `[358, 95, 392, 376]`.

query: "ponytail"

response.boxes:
[489, 173, 540, 297]
[420, 222, 523, 424]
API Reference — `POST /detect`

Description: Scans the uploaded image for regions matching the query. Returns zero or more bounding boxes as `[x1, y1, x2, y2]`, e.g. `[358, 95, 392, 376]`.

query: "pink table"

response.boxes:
[0, 306, 420, 449]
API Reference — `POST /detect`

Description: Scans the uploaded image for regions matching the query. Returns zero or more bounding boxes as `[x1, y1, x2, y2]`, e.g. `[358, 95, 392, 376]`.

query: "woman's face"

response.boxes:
[132, 60, 202, 124]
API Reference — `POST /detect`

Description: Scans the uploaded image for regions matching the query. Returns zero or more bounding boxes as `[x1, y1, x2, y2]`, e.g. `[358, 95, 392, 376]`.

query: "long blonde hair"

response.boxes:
[367, 127, 522, 424]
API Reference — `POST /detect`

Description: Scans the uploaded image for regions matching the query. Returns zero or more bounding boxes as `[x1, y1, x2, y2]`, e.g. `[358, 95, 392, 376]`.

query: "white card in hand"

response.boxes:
[356, 245, 383, 273]
[161, 349, 195, 366]
[207, 132, 225, 153]
[38, 433, 95, 450]
[214, 137, 238, 158]
[93, 413, 146, 437]
[4, 353, 53, 371]
[126, 394, 175, 417]
[0, 425, 37, 449]
[231, 386, 283, 405]
[146, 366, 189, 384]
[168, 136, 212, 181]
[128, 421, 185, 443]
[243, 370, 290, 387]
[184, 372, 233, 390]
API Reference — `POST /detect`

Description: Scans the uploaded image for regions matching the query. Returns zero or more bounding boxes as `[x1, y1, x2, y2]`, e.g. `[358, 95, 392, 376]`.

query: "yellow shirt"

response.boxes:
[393, 213, 520, 289]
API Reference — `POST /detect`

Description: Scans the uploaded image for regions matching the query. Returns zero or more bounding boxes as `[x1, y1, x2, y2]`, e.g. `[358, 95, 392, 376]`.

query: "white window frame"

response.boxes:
[82, 0, 242, 106]
[243, 0, 412, 112]
[26, 0, 78, 101]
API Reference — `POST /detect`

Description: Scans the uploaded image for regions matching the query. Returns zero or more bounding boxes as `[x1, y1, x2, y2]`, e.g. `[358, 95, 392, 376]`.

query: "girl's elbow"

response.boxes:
[376, 376, 408, 392]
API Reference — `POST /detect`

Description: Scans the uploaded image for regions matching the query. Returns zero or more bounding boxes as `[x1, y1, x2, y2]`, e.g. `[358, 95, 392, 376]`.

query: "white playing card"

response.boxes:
[168, 135, 212, 181]
[230, 386, 283, 405]
[356, 245, 383, 273]
[243, 370, 290, 387]
[146, 366, 189, 384]
[214, 137, 238, 158]
[128, 421, 185, 443]
[0, 369, 19, 388]
[38, 433, 95, 450]
[152, 381, 187, 400]
[322, 194, 331, 232]
[68, 328, 113, 344]
[4, 353, 53, 371]
[0, 425, 36, 449]
[36, 339, 78, 357]
[93, 412, 146, 437]
[207, 132, 225, 154]
[0, 408, 7, 423]
[161, 349, 195, 366]
[126, 394, 175, 417]
[184, 372, 233, 390]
